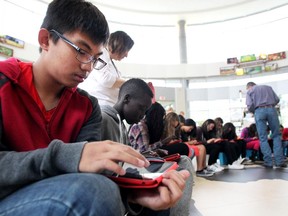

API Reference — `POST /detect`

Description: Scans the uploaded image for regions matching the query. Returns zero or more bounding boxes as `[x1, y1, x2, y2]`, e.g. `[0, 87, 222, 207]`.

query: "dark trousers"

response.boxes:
[235, 139, 247, 158]
[204, 143, 221, 165]
[218, 141, 239, 164]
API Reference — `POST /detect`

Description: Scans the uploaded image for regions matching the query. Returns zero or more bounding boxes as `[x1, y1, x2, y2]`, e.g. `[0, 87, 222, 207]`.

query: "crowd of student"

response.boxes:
[166, 114, 288, 177]
[131, 102, 288, 178]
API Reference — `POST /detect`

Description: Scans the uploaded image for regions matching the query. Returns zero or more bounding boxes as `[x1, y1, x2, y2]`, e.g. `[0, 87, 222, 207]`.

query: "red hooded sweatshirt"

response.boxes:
[0, 58, 100, 151]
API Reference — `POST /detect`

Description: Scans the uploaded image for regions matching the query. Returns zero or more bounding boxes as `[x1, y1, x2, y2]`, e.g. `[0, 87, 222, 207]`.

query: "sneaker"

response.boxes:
[275, 163, 288, 168]
[238, 157, 247, 164]
[242, 159, 254, 165]
[228, 160, 244, 170]
[196, 169, 214, 177]
[214, 163, 225, 171]
[204, 167, 215, 174]
[207, 163, 224, 173]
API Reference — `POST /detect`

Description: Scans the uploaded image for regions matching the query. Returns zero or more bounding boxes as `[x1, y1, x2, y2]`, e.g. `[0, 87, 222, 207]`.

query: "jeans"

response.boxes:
[170, 156, 193, 216]
[254, 107, 284, 166]
[0, 173, 125, 216]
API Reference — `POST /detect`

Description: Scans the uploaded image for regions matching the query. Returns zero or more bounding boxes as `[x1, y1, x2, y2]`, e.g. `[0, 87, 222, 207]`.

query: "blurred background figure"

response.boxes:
[80, 31, 134, 106]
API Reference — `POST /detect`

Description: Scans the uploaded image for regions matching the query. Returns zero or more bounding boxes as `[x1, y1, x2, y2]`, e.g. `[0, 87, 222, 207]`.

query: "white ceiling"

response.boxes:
[90, 0, 288, 26]
[8, 0, 288, 26]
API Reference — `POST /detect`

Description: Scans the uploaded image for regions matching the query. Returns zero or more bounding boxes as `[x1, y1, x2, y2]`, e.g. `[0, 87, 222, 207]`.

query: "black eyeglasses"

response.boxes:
[50, 29, 107, 70]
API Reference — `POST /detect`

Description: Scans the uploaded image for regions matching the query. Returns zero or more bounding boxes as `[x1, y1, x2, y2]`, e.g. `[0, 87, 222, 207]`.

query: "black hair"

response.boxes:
[178, 115, 185, 124]
[248, 123, 258, 137]
[246, 82, 256, 88]
[222, 122, 237, 140]
[41, 0, 109, 45]
[201, 119, 216, 139]
[118, 78, 153, 101]
[185, 118, 196, 127]
[145, 102, 166, 144]
[109, 31, 134, 55]
[181, 118, 197, 140]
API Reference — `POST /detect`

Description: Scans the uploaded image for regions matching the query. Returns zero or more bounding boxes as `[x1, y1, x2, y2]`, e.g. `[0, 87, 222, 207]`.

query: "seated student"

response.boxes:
[0, 1, 189, 215]
[100, 79, 192, 216]
[221, 122, 247, 162]
[196, 119, 244, 170]
[178, 115, 201, 160]
[161, 112, 194, 158]
[180, 118, 214, 177]
[129, 102, 163, 153]
[129, 104, 194, 160]
[240, 123, 261, 161]
[214, 117, 224, 138]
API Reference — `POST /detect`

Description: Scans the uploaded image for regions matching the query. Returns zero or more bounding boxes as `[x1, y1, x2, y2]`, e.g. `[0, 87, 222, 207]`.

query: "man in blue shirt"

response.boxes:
[246, 82, 286, 168]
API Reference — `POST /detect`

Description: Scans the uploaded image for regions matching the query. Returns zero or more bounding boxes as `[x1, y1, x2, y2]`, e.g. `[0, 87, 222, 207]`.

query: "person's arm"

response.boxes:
[240, 128, 247, 139]
[78, 140, 150, 176]
[272, 88, 280, 104]
[240, 128, 253, 142]
[246, 91, 255, 113]
[195, 127, 208, 145]
[0, 139, 85, 199]
[112, 78, 126, 88]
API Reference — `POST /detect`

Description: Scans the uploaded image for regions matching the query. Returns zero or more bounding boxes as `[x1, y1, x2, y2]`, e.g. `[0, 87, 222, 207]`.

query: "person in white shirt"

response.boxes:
[79, 31, 134, 106]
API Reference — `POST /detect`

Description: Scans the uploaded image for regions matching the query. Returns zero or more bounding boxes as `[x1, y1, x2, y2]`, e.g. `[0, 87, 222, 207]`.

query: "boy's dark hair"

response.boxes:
[118, 78, 153, 101]
[109, 31, 134, 55]
[41, 0, 109, 45]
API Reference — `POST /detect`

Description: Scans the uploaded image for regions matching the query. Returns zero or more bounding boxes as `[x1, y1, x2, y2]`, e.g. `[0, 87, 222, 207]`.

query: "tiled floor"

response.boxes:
[189, 164, 288, 216]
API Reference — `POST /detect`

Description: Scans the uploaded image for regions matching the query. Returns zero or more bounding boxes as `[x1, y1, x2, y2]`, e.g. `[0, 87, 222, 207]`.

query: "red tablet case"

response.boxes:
[108, 161, 178, 188]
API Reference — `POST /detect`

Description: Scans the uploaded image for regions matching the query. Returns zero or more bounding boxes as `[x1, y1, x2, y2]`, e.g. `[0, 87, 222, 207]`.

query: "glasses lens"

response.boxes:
[75, 48, 106, 70]
[76, 50, 93, 63]
[93, 58, 107, 70]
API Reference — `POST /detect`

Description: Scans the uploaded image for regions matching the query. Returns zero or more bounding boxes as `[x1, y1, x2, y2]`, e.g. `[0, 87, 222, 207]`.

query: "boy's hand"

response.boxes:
[128, 169, 190, 210]
[79, 140, 150, 175]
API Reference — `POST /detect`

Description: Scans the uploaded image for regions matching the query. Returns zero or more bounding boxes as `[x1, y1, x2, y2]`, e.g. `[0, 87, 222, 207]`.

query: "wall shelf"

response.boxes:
[235, 60, 267, 68]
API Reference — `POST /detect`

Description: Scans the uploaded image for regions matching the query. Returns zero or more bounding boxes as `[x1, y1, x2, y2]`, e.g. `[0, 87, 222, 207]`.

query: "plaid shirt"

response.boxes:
[129, 120, 162, 153]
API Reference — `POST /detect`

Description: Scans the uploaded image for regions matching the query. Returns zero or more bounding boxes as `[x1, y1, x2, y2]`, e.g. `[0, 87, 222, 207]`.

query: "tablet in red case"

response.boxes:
[163, 153, 181, 162]
[108, 161, 178, 188]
